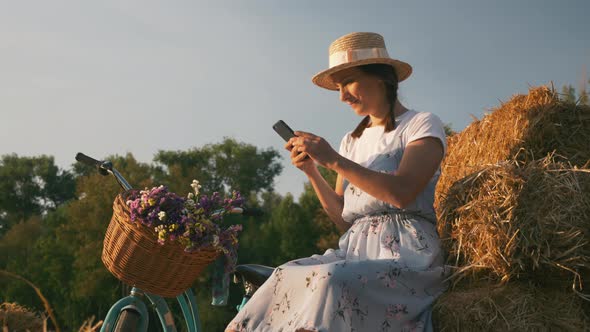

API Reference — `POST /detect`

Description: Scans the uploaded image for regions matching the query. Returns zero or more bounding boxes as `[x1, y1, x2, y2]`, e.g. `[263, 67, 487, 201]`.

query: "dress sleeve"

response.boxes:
[404, 112, 447, 155]
[338, 132, 353, 158]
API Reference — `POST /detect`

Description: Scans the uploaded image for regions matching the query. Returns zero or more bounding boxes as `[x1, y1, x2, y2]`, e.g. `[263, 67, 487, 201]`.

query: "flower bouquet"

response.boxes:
[101, 180, 245, 298]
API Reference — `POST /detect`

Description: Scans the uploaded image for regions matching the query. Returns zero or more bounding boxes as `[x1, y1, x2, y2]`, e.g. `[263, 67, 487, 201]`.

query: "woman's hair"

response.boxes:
[349, 64, 399, 138]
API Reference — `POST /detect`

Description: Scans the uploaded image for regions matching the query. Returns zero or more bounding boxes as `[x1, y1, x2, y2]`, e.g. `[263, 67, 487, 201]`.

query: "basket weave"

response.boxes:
[102, 194, 220, 297]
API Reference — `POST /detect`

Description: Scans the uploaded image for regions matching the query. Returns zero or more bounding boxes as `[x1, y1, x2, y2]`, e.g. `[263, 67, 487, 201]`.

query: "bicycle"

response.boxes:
[75, 153, 274, 332]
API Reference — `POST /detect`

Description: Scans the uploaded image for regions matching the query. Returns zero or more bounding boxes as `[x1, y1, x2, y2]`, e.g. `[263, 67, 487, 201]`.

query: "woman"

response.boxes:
[227, 32, 448, 332]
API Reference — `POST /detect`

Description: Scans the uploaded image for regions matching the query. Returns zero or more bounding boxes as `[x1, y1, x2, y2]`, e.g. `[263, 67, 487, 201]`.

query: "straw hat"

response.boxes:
[312, 32, 412, 90]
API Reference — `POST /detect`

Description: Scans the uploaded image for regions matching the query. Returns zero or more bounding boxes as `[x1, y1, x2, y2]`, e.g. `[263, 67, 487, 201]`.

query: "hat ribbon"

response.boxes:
[328, 47, 390, 69]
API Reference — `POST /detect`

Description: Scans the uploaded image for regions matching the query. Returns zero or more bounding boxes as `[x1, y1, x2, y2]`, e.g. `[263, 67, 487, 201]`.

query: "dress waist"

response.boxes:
[362, 208, 437, 224]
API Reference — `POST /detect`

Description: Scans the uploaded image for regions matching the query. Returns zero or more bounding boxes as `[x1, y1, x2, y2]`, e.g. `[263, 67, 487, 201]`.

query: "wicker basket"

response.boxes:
[102, 194, 220, 297]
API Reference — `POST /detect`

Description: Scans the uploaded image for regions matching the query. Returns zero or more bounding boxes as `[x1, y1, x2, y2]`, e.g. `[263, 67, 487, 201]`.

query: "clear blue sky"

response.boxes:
[1, 0, 588, 199]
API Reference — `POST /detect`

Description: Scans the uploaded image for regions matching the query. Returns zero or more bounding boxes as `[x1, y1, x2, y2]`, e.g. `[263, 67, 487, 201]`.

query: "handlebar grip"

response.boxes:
[75, 152, 102, 167]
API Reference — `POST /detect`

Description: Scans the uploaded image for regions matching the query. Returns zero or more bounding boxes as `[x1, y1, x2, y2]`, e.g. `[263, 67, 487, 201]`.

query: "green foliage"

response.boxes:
[0, 154, 75, 236]
[561, 85, 577, 103]
[153, 137, 283, 196]
[299, 167, 341, 252]
[0, 217, 44, 308]
[561, 79, 589, 105]
[267, 194, 317, 264]
[443, 123, 456, 137]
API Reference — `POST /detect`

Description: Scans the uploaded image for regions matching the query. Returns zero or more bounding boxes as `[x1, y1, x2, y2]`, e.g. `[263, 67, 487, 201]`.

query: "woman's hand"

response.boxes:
[288, 131, 340, 169]
[284, 138, 316, 174]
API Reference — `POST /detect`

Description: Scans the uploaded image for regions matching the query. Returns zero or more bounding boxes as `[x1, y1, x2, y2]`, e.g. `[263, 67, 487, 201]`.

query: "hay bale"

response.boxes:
[438, 156, 590, 295]
[432, 85, 590, 330]
[0, 302, 44, 331]
[436, 86, 590, 211]
[433, 281, 590, 332]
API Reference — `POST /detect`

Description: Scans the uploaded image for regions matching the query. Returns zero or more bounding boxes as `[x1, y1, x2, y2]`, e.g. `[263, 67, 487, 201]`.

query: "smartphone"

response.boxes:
[273, 120, 310, 159]
[273, 120, 296, 142]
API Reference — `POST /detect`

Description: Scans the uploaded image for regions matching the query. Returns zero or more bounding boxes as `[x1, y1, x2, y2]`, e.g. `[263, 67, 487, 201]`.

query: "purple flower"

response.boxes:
[125, 182, 245, 272]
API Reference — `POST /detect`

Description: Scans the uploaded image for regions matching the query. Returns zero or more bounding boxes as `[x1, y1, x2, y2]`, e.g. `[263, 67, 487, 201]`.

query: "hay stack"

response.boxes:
[439, 157, 590, 292]
[433, 86, 590, 329]
[433, 281, 590, 331]
[435, 86, 590, 289]
[436, 86, 590, 208]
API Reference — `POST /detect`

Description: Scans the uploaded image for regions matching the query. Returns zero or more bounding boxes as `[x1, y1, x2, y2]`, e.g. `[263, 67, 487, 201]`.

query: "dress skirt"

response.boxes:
[226, 211, 447, 332]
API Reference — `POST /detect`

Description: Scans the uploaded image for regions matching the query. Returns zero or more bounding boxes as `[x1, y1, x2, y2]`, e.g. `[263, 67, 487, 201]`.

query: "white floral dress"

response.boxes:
[227, 110, 448, 332]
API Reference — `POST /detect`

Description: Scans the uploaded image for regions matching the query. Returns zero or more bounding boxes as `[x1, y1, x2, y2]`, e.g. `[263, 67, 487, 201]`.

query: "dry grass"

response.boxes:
[77, 316, 102, 332]
[0, 302, 102, 332]
[0, 302, 43, 332]
[433, 280, 590, 332]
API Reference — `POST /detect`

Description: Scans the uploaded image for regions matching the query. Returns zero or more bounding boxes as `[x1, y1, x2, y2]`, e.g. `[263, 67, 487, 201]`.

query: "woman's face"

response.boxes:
[331, 67, 388, 117]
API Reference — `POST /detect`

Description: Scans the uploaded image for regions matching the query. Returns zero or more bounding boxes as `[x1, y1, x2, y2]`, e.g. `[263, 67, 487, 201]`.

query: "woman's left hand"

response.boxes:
[289, 131, 340, 169]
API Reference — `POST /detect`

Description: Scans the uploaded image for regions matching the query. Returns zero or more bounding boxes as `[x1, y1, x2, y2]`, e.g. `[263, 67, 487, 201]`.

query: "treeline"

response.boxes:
[0, 138, 340, 331]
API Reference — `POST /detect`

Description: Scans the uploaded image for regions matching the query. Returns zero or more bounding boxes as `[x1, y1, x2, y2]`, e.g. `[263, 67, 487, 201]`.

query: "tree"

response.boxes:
[561, 75, 590, 105]
[561, 84, 577, 103]
[153, 138, 283, 197]
[443, 123, 456, 137]
[0, 216, 43, 270]
[0, 154, 75, 236]
[236, 190, 283, 266]
[298, 167, 342, 252]
[273, 193, 318, 263]
[0, 207, 73, 329]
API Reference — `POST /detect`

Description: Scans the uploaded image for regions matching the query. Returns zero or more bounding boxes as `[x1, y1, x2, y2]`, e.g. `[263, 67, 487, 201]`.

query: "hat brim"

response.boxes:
[311, 58, 412, 91]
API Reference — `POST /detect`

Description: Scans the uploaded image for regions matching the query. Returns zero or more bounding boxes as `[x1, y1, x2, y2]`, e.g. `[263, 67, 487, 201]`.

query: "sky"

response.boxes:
[1, 0, 589, 200]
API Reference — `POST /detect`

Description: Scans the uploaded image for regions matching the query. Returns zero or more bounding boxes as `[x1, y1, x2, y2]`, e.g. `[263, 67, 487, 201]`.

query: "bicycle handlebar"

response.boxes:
[76, 152, 111, 176]
[75, 152, 102, 167]
[75, 152, 132, 190]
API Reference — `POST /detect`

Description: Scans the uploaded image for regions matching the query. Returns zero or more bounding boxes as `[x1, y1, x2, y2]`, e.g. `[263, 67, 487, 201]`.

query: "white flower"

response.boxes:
[187, 192, 195, 200]
[158, 211, 166, 221]
[190, 180, 202, 195]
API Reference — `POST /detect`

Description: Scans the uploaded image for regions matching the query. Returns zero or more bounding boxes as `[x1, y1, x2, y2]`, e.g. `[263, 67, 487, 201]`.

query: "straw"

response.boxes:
[433, 280, 590, 331]
[438, 155, 590, 297]
[436, 85, 590, 210]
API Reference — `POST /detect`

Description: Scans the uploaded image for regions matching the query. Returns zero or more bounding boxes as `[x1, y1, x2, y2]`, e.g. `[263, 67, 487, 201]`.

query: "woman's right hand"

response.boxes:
[285, 140, 317, 174]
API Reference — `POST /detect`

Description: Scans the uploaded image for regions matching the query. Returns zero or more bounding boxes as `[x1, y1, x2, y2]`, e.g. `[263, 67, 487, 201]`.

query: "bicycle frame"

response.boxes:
[101, 288, 202, 332]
